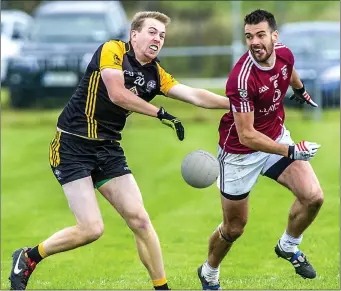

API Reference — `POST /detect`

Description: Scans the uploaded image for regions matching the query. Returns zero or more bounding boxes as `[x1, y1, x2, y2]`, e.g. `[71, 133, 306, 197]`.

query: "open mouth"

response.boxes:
[149, 44, 158, 52]
[253, 47, 265, 57]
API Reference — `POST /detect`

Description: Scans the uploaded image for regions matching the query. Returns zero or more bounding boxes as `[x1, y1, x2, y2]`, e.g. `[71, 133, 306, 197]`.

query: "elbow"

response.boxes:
[109, 90, 125, 105]
[239, 136, 248, 147]
[191, 88, 206, 107]
[238, 130, 253, 146]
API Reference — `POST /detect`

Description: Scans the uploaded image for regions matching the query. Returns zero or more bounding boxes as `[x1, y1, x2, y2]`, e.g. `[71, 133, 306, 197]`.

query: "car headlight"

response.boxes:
[9, 73, 23, 85]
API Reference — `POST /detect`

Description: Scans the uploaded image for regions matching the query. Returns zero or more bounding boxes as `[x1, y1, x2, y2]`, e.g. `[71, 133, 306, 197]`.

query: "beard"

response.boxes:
[251, 44, 274, 63]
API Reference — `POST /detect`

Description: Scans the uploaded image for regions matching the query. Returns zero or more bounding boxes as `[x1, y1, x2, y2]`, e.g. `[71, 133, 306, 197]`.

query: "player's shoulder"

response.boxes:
[101, 39, 127, 52]
[227, 52, 254, 84]
[235, 51, 252, 69]
[274, 42, 294, 65]
[274, 42, 289, 51]
[156, 60, 169, 73]
[274, 42, 294, 58]
[98, 39, 128, 70]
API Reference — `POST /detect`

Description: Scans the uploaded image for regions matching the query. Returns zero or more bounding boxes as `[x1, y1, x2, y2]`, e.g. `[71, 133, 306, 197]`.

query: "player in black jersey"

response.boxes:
[9, 11, 230, 290]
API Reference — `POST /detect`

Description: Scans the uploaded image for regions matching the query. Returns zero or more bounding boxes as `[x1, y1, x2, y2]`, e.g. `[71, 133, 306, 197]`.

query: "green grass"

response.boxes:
[1, 93, 340, 289]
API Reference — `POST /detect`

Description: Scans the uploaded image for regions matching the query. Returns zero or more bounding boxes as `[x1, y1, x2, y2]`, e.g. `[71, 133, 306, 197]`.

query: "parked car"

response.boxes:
[320, 64, 340, 108]
[279, 21, 340, 108]
[7, 1, 129, 108]
[1, 10, 33, 85]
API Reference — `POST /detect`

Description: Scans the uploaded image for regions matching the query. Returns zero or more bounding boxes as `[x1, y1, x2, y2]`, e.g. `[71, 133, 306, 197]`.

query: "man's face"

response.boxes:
[244, 21, 278, 63]
[131, 18, 166, 61]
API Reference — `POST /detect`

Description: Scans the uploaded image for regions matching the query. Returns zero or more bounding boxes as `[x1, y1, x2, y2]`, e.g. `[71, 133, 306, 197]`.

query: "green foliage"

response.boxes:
[3, 1, 340, 77]
[160, 54, 232, 78]
[1, 99, 340, 289]
[123, 1, 340, 47]
[145, 1, 340, 77]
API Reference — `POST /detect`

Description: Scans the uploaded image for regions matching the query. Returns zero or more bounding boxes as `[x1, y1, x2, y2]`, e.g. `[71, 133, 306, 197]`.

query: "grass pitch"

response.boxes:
[1, 93, 340, 289]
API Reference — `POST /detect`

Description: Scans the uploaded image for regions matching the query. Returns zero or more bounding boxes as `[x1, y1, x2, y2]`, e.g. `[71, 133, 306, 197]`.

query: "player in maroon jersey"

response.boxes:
[198, 10, 322, 289]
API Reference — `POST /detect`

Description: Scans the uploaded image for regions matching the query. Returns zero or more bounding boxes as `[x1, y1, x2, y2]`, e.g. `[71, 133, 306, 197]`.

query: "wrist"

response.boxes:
[288, 145, 295, 159]
[157, 107, 165, 120]
[293, 83, 305, 94]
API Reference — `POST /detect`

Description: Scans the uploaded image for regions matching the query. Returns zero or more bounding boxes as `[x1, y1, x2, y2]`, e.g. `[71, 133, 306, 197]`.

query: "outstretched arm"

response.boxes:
[167, 84, 230, 109]
[101, 68, 184, 141]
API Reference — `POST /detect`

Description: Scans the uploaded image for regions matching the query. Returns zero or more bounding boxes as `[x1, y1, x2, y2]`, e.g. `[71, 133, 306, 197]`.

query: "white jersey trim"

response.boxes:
[275, 42, 286, 47]
[240, 101, 251, 112]
[222, 122, 235, 152]
[238, 56, 252, 89]
[275, 42, 286, 50]
[248, 50, 276, 71]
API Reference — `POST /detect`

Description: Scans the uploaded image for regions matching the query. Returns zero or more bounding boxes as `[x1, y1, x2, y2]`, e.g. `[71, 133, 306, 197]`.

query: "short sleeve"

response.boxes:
[275, 43, 294, 66]
[225, 62, 256, 113]
[99, 40, 125, 71]
[156, 63, 179, 95]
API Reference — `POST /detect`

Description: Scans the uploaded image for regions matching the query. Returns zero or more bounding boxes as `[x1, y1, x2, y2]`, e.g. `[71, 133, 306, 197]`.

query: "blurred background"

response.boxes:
[1, 1, 340, 290]
[1, 0, 340, 111]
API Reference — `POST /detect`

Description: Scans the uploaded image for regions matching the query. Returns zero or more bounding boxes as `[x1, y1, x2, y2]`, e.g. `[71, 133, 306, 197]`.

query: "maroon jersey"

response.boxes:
[219, 43, 294, 154]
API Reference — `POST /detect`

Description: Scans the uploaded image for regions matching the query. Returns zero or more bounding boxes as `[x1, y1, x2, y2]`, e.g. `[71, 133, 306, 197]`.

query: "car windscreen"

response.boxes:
[279, 30, 340, 57]
[29, 13, 108, 43]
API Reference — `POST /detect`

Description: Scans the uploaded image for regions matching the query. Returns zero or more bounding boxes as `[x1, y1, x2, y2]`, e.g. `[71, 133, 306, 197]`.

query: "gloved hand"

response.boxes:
[157, 107, 185, 141]
[289, 85, 318, 107]
[288, 141, 321, 161]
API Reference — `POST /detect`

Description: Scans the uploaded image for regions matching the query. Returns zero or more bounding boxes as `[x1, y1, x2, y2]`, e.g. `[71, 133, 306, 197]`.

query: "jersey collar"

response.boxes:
[248, 50, 276, 71]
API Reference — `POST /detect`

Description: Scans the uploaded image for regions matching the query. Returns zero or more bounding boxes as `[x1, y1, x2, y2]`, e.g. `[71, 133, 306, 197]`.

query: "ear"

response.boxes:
[272, 30, 279, 43]
[131, 30, 137, 40]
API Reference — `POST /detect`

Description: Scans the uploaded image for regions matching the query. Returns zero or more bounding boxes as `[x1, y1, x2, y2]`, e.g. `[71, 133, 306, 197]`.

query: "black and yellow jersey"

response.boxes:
[57, 40, 178, 141]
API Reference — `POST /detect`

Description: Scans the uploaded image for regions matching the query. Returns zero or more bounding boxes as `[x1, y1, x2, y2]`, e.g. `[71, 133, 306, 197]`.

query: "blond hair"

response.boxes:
[131, 11, 171, 31]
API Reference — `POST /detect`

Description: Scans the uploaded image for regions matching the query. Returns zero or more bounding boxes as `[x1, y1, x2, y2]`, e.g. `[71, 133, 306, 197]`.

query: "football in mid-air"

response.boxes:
[181, 150, 220, 188]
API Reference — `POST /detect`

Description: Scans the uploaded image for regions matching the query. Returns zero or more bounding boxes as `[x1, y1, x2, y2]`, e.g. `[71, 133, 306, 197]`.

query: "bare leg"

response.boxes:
[208, 195, 249, 268]
[99, 174, 165, 281]
[274, 161, 323, 279]
[277, 161, 324, 238]
[42, 176, 104, 255]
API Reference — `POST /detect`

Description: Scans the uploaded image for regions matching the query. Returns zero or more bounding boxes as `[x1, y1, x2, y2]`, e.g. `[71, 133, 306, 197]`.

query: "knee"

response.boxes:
[126, 210, 152, 233]
[221, 217, 247, 241]
[80, 220, 104, 242]
[307, 187, 324, 210]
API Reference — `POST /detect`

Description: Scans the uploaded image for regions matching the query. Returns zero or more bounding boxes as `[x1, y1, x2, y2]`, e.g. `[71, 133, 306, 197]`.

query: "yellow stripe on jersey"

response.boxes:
[91, 72, 100, 138]
[156, 63, 179, 95]
[99, 40, 126, 71]
[85, 72, 94, 137]
[49, 131, 61, 167]
[85, 71, 100, 138]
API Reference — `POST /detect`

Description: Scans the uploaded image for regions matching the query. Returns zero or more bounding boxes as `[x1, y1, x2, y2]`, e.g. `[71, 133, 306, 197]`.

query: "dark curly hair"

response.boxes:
[244, 9, 277, 31]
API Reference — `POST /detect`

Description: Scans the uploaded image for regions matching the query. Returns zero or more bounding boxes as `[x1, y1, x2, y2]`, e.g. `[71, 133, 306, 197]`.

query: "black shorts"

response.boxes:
[49, 131, 131, 186]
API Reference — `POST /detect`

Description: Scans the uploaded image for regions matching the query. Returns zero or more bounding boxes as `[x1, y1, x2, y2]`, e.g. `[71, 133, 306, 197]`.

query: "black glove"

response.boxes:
[157, 107, 185, 141]
[289, 84, 318, 107]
